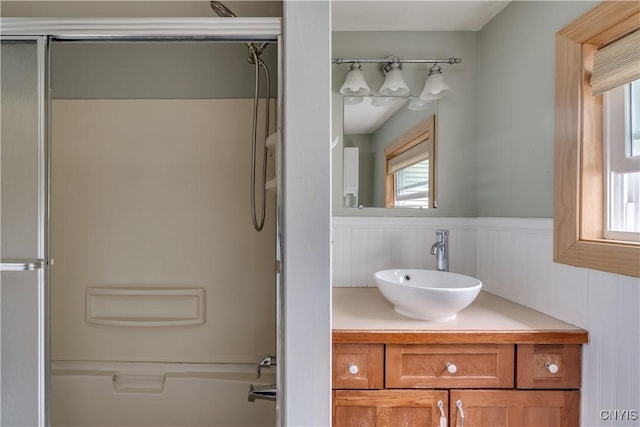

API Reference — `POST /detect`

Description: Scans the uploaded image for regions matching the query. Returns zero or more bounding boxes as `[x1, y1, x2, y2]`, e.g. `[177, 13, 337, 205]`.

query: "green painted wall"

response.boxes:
[476, 1, 599, 217]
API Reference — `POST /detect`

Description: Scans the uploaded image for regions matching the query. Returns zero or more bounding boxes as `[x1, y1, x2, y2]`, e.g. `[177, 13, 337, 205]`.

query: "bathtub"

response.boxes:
[51, 361, 276, 427]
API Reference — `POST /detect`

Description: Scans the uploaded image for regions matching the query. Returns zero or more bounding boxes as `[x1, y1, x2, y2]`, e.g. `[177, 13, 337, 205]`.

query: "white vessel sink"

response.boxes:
[373, 269, 482, 321]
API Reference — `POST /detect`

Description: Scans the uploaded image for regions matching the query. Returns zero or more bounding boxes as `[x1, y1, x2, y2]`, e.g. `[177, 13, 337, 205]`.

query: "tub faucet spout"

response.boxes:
[248, 384, 276, 402]
[430, 230, 449, 272]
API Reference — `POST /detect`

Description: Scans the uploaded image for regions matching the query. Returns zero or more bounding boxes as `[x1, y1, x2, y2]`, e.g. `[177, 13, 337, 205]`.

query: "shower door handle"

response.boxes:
[0, 259, 44, 272]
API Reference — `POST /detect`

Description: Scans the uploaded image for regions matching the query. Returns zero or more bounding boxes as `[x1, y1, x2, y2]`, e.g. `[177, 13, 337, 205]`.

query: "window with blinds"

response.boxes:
[383, 115, 436, 209]
[554, 0, 640, 277]
[394, 159, 429, 207]
[604, 80, 640, 241]
[599, 29, 640, 241]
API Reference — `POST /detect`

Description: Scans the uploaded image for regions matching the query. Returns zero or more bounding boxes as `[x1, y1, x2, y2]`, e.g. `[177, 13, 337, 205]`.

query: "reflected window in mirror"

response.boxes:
[394, 160, 429, 208]
[383, 114, 436, 208]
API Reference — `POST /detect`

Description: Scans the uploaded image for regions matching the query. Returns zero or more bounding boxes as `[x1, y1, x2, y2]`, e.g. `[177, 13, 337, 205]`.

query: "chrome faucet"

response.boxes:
[249, 354, 277, 403]
[248, 384, 277, 402]
[430, 229, 449, 272]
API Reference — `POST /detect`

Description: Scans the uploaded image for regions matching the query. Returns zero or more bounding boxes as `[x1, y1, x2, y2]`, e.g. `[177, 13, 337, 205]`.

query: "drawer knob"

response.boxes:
[446, 362, 457, 374]
[348, 363, 359, 375]
[545, 362, 559, 374]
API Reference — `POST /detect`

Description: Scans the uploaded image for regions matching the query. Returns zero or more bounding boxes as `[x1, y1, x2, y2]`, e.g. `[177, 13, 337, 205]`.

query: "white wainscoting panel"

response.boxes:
[475, 218, 640, 426]
[332, 217, 476, 286]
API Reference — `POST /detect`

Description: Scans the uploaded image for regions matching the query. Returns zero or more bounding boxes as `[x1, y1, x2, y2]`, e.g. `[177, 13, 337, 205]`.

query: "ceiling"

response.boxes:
[332, 1, 510, 32]
[344, 97, 409, 134]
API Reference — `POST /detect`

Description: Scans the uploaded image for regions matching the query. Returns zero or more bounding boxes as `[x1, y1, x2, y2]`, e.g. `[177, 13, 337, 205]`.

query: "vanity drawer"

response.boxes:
[517, 344, 581, 389]
[332, 344, 384, 389]
[386, 344, 514, 389]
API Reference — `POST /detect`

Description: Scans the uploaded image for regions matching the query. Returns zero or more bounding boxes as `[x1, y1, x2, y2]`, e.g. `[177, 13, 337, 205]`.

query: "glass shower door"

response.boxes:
[0, 38, 47, 426]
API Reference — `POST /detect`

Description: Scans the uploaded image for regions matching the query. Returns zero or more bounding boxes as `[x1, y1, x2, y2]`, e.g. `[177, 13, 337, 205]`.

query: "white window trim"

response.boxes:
[603, 83, 640, 242]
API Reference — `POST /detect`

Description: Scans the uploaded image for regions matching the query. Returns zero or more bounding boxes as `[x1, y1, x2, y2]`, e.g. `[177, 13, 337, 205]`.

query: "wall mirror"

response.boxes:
[331, 30, 478, 217]
[341, 95, 437, 209]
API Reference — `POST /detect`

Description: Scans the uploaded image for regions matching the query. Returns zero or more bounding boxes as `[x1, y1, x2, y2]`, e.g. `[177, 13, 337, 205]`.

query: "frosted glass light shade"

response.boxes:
[420, 66, 450, 100]
[371, 96, 397, 107]
[418, 90, 440, 102]
[408, 97, 433, 111]
[340, 63, 371, 96]
[379, 64, 410, 97]
[343, 96, 363, 106]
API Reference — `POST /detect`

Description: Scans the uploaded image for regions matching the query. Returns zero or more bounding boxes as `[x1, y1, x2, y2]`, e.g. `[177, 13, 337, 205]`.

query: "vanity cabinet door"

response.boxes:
[333, 390, 448, 427]
[450, 390, 579, 427]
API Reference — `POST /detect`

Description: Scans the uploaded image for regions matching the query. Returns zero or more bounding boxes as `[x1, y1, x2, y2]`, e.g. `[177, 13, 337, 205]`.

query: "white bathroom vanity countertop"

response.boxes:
[332, 288, 588, 344]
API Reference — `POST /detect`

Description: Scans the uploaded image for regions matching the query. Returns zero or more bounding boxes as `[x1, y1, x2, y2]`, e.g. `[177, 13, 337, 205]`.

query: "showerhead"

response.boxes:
[210, 1, 237, 17]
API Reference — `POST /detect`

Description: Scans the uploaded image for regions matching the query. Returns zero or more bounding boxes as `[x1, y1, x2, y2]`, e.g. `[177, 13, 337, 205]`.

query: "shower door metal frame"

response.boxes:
[0, 34, 49, 427]
[0, 17, 283, 427]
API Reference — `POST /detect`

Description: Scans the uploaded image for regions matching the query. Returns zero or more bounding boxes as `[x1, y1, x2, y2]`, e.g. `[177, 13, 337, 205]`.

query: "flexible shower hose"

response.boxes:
[249, 49, 270, 232]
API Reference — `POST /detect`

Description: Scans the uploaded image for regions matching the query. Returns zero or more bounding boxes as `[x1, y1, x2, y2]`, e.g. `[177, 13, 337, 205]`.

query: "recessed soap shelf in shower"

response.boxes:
[86, 287, 205, 327]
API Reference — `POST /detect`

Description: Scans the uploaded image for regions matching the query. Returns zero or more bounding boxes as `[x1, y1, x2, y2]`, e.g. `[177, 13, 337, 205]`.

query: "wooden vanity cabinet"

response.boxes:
[332, 343, 582, 427]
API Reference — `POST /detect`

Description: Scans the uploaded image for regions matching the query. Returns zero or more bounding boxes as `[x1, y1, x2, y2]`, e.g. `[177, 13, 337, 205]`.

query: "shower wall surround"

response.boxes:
[51, 98, 276, 363]
[50, 42, 279, 99]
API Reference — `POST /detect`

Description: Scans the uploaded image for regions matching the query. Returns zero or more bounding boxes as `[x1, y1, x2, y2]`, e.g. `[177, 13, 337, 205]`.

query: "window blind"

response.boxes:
[591, 29, 640, 96]
[387, 140, 429, 175]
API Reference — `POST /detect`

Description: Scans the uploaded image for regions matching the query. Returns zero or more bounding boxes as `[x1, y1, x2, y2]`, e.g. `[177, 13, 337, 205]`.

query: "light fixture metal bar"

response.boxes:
[333, 57, 461, 65]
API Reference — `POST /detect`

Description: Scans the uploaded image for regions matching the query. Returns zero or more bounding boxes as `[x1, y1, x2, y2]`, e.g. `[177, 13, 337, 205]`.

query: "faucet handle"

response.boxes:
[256, 354, 276, 378]
[435, 229, 449, 239]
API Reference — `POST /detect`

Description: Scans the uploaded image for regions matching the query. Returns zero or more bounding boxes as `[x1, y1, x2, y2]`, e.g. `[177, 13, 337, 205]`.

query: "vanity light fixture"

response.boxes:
[379, 59, 410, 96]
[343, 96, 363, 106]
[339, 62, 371, 96]
[370, 96, 399, 107]
[333, 56, 461, 99]
[420, 64, 450, 100]
[408, 97, 433, 111]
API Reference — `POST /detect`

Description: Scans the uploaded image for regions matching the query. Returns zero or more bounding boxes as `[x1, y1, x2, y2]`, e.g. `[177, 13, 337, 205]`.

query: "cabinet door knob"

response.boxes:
[545, 362, 559, 374]
[446, 362, 457, 374]
[348, 363, 359, 375]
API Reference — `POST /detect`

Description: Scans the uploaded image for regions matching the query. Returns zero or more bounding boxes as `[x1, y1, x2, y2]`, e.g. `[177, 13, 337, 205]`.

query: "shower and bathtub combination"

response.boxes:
[1, 4, 281, 426]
